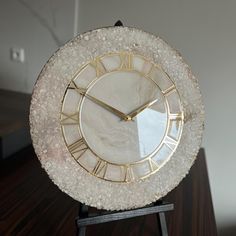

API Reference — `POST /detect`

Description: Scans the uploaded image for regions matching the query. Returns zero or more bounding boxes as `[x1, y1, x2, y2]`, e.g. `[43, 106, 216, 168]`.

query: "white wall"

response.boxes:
[77, 0, 236, 234]
[0, 0, 75, 93]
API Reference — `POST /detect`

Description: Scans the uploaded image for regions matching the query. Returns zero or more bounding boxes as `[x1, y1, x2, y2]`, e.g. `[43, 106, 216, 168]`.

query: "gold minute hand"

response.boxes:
[127, 99, 159, 119]
[75, 87, 128, 120]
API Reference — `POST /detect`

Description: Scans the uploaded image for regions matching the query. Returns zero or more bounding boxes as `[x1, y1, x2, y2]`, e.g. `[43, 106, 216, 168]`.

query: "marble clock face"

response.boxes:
[30, 27, 204, 210]
[60, 52, 184, 182]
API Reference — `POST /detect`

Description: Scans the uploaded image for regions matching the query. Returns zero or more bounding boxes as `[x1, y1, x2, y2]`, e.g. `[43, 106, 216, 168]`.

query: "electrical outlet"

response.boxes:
[10, 48, 25, 63]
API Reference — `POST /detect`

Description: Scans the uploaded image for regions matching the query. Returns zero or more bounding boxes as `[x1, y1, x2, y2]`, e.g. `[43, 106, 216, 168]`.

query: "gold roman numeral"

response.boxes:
[142, 62, 154, 77]
[164, 135, 178, 151]
[119, 52, 132, 70]
[61, 112, 79, 125]
[162, 85, 175, 96]
[124, 165, 134, 182]
[90, 58, 107, 77]
[148, 158, 159, 172]
[169, 113, 183, 121]
[68, 81, 87, 95]
[68, 138, 88, 159]
[92, 159, 108, 177]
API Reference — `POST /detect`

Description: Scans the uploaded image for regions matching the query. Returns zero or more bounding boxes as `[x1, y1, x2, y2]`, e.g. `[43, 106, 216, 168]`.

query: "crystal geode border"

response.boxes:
[30, 27, 204, 210]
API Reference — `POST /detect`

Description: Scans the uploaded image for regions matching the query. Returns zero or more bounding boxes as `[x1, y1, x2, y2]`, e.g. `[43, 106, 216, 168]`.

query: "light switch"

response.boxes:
[10, 48, 25, 63]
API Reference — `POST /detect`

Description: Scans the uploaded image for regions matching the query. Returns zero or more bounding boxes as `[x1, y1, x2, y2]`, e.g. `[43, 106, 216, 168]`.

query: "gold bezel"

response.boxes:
[60, 51, 184, 183]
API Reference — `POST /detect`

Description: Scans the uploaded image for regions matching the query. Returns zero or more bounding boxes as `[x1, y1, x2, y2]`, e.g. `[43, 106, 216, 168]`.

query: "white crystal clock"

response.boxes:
[30, 26, 204, 210]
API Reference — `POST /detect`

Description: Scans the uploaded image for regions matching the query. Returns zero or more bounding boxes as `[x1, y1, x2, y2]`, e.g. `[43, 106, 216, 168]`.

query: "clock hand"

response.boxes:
[76, 88, 128, 120]
[127, 99, 159, 119]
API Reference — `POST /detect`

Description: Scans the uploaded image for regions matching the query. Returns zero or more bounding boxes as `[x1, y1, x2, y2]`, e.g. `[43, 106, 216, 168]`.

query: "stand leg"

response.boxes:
[76, 204, 89, 236]
[77, 227, 86, 236]
[157, 212, 168, 236]
[154, 200, 169, 236]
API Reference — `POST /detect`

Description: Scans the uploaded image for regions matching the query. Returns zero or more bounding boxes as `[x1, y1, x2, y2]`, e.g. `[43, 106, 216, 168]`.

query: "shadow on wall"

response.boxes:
[218, 225, 236, 236]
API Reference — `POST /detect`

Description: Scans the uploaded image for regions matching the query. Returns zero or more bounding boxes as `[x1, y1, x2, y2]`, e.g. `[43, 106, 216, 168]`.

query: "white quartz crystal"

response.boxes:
[30, 27, 204, 210]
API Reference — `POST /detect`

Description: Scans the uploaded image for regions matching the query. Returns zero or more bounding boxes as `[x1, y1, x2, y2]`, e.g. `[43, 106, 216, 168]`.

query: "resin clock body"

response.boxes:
[30, 27, 204, 210]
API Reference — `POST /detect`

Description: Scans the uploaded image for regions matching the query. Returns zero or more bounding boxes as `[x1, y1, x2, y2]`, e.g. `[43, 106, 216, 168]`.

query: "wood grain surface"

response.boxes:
[0, 147, 217, 236]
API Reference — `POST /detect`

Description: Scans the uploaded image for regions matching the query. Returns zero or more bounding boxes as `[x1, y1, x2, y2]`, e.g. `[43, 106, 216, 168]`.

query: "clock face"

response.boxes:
[60, 52, 184, 182]
[30, 27, 204, 210]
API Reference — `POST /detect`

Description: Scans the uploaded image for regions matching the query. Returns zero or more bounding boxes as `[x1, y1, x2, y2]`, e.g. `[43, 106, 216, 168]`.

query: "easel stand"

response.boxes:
[75, 201, 174, 236]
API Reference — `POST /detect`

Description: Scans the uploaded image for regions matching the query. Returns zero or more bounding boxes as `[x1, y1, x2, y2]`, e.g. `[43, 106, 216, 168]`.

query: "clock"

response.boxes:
[30, 26, 204, 210]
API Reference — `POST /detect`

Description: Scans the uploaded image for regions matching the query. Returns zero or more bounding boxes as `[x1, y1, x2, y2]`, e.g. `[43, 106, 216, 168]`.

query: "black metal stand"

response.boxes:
[114, 20, 123, 26]
[75, 201, 174, 236]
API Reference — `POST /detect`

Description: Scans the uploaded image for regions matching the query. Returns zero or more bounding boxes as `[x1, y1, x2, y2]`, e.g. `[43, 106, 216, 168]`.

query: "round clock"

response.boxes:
[30, 26, 204, 210]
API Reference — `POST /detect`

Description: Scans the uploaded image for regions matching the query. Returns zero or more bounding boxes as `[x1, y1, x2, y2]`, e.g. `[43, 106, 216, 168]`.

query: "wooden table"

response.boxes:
[0, 147, 217, 236]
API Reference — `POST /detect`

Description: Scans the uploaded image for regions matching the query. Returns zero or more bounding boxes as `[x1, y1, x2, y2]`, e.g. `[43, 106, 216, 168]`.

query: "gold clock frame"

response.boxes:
[60, 51, 184, 183]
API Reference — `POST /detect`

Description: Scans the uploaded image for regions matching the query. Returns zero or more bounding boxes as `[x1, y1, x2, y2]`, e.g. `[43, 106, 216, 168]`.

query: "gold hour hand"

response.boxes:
[71, 83, 127, 120]
[127, 99, 159, 119]
[85, 94, 128, 120]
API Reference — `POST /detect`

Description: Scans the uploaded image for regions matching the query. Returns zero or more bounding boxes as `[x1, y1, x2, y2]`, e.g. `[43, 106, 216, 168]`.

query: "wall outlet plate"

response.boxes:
[10, 48, 25, 63]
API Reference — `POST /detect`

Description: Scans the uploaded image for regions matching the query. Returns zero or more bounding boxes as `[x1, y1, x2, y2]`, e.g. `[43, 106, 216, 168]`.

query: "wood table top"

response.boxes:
[0, 147, 217, 236]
